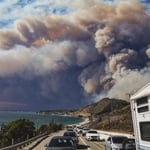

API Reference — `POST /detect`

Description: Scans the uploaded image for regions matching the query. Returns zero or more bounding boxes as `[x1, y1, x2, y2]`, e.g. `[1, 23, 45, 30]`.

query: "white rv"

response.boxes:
[130, 82, 150, 150]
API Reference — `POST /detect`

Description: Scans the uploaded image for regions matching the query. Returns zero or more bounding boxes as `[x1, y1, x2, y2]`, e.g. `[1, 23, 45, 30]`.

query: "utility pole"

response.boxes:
[108, 100, 112, 129]
[11, 138, 14, 145]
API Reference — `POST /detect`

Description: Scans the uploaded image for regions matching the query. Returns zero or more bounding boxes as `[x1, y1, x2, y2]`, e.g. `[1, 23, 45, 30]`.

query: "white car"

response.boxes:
[75, 126, 83, 134]
[82, 128, 90, 136]
[85, 130, 100, 141]
[105, 135, 128, 150]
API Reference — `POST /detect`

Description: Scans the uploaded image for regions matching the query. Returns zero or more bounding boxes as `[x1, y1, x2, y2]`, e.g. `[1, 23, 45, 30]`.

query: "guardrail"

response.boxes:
[1, 132, 48, 150]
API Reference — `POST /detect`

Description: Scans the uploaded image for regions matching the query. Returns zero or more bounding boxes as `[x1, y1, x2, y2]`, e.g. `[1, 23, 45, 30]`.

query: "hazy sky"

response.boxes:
[0, 0, 150, 111]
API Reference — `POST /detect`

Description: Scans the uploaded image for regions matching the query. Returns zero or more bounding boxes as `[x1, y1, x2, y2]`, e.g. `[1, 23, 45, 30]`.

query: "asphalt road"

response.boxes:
[79, 134, 105, 150]
[31, 130, 105, 150]
[32, 130, 65, 150]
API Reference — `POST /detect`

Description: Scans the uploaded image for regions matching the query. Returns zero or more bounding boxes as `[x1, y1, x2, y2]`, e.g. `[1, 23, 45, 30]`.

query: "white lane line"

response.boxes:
[93, 141, 104, 149]
[80, 137, 104, 150]
[79, 136, 88, 145]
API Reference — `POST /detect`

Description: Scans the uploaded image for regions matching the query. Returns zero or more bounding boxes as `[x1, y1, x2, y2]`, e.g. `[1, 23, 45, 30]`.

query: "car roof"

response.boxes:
[83, 128, 90, 129]
[51, 136, 74, 140]
[110, 135, 127, 138]
[48, 136, 75, 149]
[64, 131, 75, 133]
[87, 130, 98, 133]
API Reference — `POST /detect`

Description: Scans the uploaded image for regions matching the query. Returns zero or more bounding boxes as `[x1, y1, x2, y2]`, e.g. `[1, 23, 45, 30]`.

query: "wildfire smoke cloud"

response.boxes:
[0, 0, 149, 110]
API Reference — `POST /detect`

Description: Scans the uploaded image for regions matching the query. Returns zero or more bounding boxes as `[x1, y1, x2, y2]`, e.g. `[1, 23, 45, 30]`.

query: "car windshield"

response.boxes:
[49, 138, 74, 147]
[112, 137, 127, 143]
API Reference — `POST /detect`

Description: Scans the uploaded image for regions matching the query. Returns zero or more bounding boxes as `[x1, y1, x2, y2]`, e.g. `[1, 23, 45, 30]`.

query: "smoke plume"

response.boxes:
[0, 0, 149, 110]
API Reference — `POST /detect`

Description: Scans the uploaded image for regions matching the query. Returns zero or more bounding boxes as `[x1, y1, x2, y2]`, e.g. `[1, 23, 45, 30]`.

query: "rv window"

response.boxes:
[140, 122, 150, 141]
[136, 97, 148, 106]
[137, 106, 149, 113]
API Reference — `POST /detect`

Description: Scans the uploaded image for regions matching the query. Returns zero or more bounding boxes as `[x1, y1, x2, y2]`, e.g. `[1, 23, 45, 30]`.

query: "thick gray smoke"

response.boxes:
[0, 0, 150, 110]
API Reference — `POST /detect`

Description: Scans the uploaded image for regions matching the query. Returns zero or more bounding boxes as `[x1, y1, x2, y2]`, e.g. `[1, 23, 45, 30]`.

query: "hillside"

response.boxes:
[40, 97, 133, 133]
[72, 98, 133, 134]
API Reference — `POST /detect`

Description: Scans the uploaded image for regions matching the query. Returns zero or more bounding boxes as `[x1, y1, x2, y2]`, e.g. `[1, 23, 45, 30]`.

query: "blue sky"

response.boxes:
[0, 0, 149, 28]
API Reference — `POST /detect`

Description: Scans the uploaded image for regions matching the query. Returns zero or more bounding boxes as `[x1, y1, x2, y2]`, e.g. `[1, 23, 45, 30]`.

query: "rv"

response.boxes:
[130, 82, 150, 150]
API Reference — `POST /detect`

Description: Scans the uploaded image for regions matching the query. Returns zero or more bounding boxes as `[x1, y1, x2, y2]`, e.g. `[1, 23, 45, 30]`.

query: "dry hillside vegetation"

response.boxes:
[73, 98, 133, 134]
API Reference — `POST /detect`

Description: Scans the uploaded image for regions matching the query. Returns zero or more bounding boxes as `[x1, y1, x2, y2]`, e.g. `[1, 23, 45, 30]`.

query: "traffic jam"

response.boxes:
[45, 125, 136, 150]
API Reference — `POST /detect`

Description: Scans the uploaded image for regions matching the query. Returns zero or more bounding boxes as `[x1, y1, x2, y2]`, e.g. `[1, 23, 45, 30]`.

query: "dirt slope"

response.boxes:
[72, 98, 133, 134]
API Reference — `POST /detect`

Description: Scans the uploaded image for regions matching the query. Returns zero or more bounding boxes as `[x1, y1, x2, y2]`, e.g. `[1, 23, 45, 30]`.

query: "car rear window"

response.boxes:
[84, 128, 89, 130]
[49, 138, 73, 147]
[64, 132, 76, 137]
[112, 137, 127, 143]
[88, 131, 98, 134]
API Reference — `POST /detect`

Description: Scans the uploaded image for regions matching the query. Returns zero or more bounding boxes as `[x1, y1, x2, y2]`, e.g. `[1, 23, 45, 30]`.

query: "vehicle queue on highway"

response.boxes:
[44, 124, 136, 150]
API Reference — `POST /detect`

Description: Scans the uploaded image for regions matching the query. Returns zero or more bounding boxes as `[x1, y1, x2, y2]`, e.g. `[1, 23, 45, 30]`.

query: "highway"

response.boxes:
[25, 128, 132, 150]
[31, 130, 105, 150]
[79, 135, 105, 150]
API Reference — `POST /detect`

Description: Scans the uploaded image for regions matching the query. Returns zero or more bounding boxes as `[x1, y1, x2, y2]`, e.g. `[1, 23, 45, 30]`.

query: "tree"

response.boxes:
[49, 122, 63, 133]
[37, 124, 49, 134]
[4, 118, 35, 145]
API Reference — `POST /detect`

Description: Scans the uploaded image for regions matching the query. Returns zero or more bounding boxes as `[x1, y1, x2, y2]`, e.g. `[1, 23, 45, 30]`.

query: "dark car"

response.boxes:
[66, 125, 74, 131]
[123, 138, 136, 150]
[45, 136, 76, 150]
[63, 131, 79, 144]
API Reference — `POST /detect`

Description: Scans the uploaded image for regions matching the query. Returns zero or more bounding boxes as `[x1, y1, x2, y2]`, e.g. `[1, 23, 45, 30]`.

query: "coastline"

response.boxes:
[78, 117, 90, 125]
[0, 111, 83, 126]
[69, 117, 89, 126]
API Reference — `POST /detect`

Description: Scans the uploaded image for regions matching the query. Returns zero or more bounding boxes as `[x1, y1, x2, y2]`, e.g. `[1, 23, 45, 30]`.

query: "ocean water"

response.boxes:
[0, 111, 83, 128]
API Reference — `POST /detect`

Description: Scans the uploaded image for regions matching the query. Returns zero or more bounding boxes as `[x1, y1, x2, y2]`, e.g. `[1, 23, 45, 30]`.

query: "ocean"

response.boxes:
[0, 111, 83, 128]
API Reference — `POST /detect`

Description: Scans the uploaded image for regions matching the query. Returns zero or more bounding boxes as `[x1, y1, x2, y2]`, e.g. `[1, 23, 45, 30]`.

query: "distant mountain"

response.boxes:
[72, 98, 129, 117]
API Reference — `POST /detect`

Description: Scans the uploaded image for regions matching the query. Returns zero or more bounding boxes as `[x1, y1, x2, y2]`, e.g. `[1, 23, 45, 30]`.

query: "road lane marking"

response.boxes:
[80, 136, 104, 150]
[79, 136, 88, 145]
[93, 141, 104, 149]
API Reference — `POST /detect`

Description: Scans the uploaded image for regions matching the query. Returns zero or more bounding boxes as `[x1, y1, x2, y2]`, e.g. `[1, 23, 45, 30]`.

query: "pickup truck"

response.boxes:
[85, 130, 100, 141]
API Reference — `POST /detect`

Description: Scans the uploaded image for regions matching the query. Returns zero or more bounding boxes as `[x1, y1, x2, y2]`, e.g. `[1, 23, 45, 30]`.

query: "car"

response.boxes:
[63, 131, 79, 144]
[82, 128, 90, 136]
[122, 138, 136, 150]
[105, 135, 128, 150]
[85, 130, 100, 141]
[67, 128, 74, 132]
[75, 126, 83, 134]
[45, 136, 76, 150]
[66, 126, 74, 132]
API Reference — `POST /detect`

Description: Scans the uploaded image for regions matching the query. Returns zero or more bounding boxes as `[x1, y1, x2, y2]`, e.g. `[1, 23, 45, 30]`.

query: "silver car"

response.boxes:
[82, 128, 90, 136]
[105, 135, 128, 150]
[45, 136, 76, 150]
[122, 138, 136, 150]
